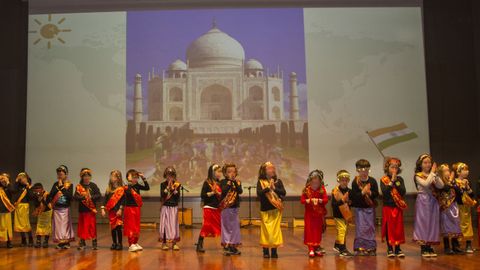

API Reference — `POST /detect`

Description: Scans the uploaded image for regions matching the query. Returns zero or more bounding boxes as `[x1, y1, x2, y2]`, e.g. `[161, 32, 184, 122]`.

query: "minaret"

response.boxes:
[289, 72, 300, 120]
[134, 73, 143, 122]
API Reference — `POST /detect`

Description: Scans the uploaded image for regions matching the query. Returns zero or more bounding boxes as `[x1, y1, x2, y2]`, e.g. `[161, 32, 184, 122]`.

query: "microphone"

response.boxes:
[181, 186, 190, 192]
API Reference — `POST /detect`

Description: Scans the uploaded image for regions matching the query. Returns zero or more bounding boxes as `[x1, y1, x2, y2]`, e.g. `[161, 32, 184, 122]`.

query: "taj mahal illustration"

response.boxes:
[132, 20, 306, 134]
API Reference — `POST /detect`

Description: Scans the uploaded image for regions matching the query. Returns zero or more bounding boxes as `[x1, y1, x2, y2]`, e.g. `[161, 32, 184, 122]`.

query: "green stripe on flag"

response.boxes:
[377, 132, 418, 150]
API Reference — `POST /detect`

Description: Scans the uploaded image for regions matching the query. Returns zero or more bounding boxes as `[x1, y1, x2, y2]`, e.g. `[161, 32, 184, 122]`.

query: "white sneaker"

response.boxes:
[128, 244, 139, 252]
[135, 244, 143, 250]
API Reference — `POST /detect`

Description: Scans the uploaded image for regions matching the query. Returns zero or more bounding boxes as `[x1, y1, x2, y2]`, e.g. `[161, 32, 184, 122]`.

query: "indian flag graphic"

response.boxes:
[367, 122, 418, 151]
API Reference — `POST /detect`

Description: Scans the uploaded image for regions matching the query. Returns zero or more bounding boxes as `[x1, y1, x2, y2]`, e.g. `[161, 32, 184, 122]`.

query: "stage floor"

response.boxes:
[0, 224, 478, 270]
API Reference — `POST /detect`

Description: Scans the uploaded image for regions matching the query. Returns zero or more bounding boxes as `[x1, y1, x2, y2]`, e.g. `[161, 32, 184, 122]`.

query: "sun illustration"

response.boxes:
[29, 14, 71, 49]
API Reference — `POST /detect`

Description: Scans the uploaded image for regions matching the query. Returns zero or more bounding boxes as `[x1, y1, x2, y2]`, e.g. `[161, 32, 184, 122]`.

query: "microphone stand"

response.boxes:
[242, 185, 256, 228]
[180, 185, 189, 227]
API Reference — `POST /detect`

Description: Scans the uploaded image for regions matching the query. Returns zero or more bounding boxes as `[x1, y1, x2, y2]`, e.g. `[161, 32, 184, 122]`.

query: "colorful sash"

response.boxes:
[259, 179, 283, 210]
[33, 192, 50, 217]
[126, 186, 143, 207]
[355, 176, 376, 207]
[0, 187, 15, 212]
[51, 182, 71, 206]
[163, 181, 181, 202]
[381, 176, 407, 209]
[456, 179, 477, 207]
[15, 186, 29, 206]
[105, 187, 125, 211]
[208, 180, 222, 200]
[76, 184, 97, 213]
[332, 186, 352, 221]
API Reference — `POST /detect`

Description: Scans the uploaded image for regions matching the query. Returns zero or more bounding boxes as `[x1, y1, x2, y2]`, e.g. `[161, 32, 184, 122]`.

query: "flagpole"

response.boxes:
[366, 131, 386, 159]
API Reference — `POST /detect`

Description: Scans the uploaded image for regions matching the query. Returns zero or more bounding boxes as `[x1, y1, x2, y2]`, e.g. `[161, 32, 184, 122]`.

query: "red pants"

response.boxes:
[200, 208, 221, 238]
[382, 206, 405, 246]
[124, 206, 140, 245]
[108, 209, 123, 230]
[77, 212, 97, 240]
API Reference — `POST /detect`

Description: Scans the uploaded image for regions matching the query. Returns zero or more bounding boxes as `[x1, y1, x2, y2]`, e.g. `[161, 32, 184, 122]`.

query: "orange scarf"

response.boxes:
[381, 176, 407, 209]
[105, 187, 125, 211]
[76, 184, 97, 213]
[126, 186, 143, 207]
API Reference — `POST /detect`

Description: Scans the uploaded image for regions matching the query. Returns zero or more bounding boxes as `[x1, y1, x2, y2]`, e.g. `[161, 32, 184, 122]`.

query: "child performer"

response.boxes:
[331, 170, 354, 257]
[196, 164, 223, 253]
[351, 159, 379, 256]
[159, 166, 181, 251]
[452, 162, 476, 253]
[301, 169, 328, 258]
[0, 173, 14, 248]
[31, 183, 52, 248]
[124, 169, 150, 252]
[257, 161, 286, 258]
[380, 157, 407, 258]
[219, 162, 243, 256]
[13, 172, 34, 247]
[436, 164, 464, 255]
[74, 168, 101, 250]
[49, 165, 75, 249]
[101, 170, 125, 250]
[413, 154, 444, 257]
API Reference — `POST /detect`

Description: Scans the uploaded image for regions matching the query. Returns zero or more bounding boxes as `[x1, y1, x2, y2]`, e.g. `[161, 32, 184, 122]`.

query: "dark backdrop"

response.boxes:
[1, 0, 479, 186]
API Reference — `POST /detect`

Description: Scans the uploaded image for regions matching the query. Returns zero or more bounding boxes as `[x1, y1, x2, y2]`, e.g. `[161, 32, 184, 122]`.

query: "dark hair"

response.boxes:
[222, 162, 238, 178]
[414, 153, 433, 190]
[355, 159, 371, 169]
[207, 164, 221, 182]
[258, 162, 276, 180]
[56, 165, 69, 174]
[383, 157, 402, 175]
[163, 166, 177, 179]
[307, 169, 324, 183]
[414, 154, 433, 174]
[16, 172, 32, 185]
[126, 169, 138, 179]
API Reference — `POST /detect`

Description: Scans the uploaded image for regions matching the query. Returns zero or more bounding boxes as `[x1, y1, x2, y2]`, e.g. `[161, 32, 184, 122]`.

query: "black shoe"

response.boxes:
[63, 243, 71, 249]
[229, 246, 241, 255]
[427, 246, 437, 257]
[196, 237, 205, 253]
[21, 238, 27, 247]
[6, 241, 13, 249]
[35, 237, 42, 248]
[42, 240, 49, 248]
[271, 248, 278, 258]
[92, 239, 98, 250]
[223, 247, 232, 256]
[395, 247, 405, 258]
[110, 243, 117, 250]
[451, 238, 465, 255]
[333, 243, 340, 253]
[263, 248, 270, 258]
[116, 244, 123, 251]
[339, 248, 354, 257]
[77, 240, 86, 250]
[465, 241, 474, 254]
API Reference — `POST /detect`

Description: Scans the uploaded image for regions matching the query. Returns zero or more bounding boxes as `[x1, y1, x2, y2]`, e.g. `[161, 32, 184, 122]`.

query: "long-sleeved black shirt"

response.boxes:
[380, 175, 406, 207]
[74, 182, 102, 213]
[48, 181, 74, 209]
[0, 184, 13, 213]
[32, 191, 51, 212]
[331, 186, 351, 218]
[125, 181, 150, 207]
[453, 179, 475, 205]
[160, 180, 181, 207]
[12, 182, 34, 204]
[200, 180, 221, 208]
[104, 188, 125, 211]
[220, 178, 243, 208]
[351, 176, 379, 208]
[256, 178, 286, 211]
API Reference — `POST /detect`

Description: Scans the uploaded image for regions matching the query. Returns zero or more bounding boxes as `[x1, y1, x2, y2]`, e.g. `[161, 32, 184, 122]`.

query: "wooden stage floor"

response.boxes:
[0, 223, 478, 270]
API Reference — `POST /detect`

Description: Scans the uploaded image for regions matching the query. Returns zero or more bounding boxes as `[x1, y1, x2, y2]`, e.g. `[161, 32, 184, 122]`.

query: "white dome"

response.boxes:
[168, 59, 187, 71]
[245, 59, 263, 70]
[186, 24, 245, 68]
